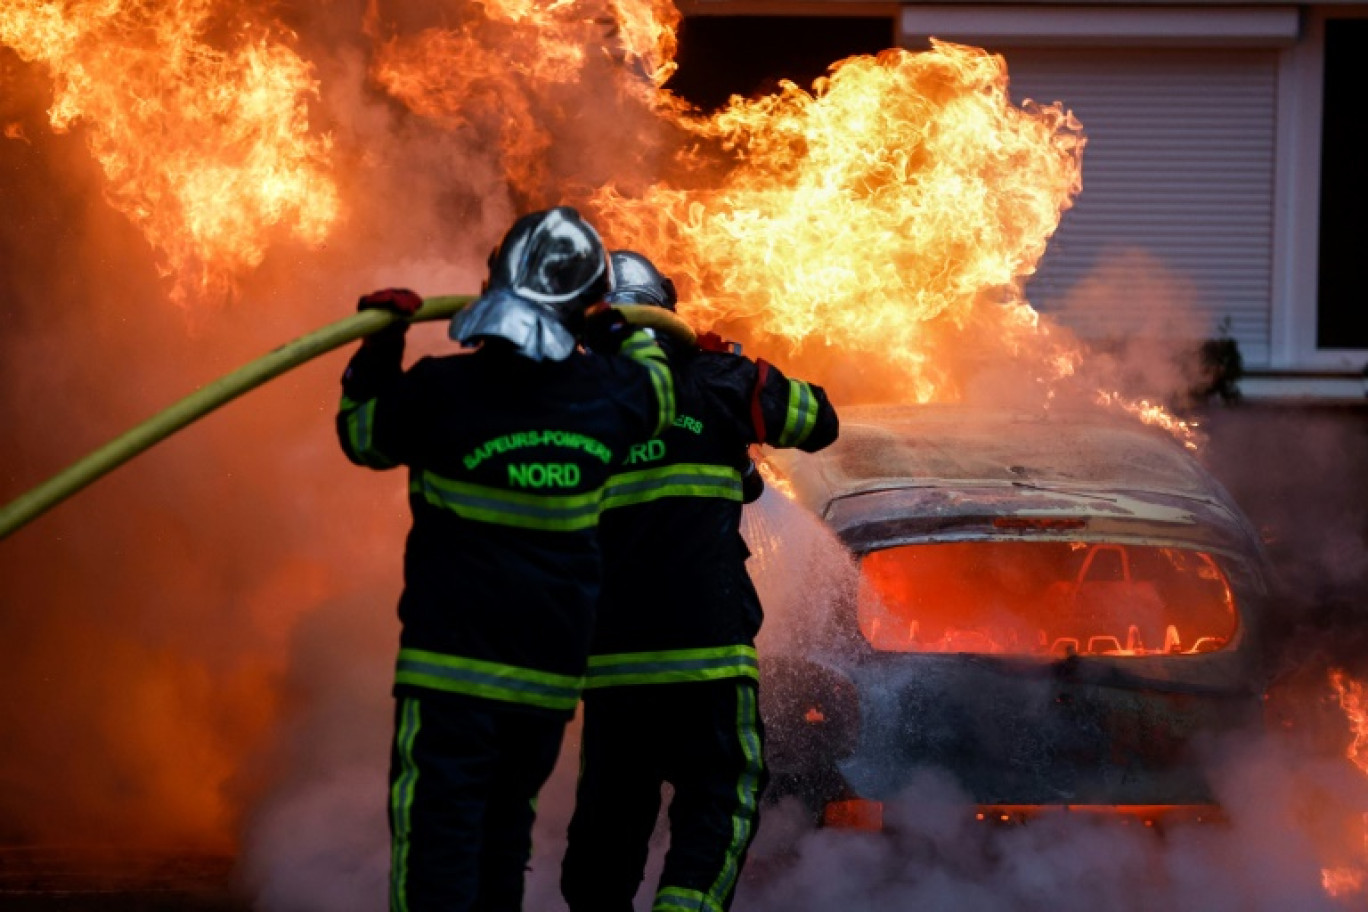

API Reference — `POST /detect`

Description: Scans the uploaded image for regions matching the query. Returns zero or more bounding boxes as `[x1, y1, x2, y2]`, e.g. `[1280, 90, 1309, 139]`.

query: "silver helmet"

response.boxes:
[604, 250, 677, 311]
[450, 206, 612, 361]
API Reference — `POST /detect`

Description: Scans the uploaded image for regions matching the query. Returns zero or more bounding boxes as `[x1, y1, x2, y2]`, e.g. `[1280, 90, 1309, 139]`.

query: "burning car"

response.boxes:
[753, 405, 1274, 826]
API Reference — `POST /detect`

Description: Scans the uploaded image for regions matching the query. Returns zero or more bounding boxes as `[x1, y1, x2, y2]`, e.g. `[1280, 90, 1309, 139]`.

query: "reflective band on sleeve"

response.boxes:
[652, 886, 719, 912]
[777, 379, 819, 448]
[395, 648, 584, 711]
[622, 331, 676, 436]
[389, 697, 421, 912]
[340, 397, 398, 469]
[583, 645, 759, 689]
[600, 463, 743, 512]
[410, 471, 603, 532]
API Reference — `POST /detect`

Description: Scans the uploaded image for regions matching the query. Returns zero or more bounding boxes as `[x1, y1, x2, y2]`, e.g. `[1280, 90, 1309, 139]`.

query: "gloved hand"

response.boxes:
[696, 331, 742, 355]
[580, 304, 633, 354]
[357, 288, 423, 316]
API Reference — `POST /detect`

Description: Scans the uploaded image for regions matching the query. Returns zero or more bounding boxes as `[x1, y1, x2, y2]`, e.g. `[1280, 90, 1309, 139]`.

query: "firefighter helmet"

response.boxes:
[450, 206, 612, 361]
[604, 250, 678, 311]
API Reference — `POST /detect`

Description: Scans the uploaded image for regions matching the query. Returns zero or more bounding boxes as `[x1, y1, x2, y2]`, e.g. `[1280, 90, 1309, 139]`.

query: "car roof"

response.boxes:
[790, 404, 1214, 498]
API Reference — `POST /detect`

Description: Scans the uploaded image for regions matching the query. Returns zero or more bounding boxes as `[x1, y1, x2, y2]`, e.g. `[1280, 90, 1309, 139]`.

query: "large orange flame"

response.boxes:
[595, 42, 1085, 403]
[0, 0, 340, 302]
[369, 5, 1086, 404]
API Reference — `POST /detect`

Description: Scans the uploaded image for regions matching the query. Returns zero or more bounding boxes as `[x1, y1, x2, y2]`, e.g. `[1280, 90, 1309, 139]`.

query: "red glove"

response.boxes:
[697, 331, 742, 355]
[358, 288, 423, 316]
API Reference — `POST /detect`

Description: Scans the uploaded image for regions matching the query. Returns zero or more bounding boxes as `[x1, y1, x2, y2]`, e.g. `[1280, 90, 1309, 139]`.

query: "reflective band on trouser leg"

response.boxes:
[777, 380, 818, 448]
[653, 886, 720, 912]
[706, 682, 763, 908]
[410, 471, 602, 532]
[341, 396, 397, 469]
[395, 648, 584, 712]
[600, 464, 742, 513]
[390, 697, 422, 912]
[583, 645, 759, 689]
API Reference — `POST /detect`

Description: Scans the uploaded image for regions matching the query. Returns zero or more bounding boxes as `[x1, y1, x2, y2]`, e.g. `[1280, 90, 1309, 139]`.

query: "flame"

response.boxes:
[608, 0, 680, 87]
[594, 42, 1085, 403]
[1330, 670, 1368, 776]
[1093, 391, 1203, 451]
[859, 542, 1235, 656]
[366, 0, 679, 203]
[0, 0, 340, 302]
[1322, 671, 1368, 899]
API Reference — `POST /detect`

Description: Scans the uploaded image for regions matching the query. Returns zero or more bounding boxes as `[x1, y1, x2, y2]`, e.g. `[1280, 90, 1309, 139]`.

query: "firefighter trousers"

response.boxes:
[561, 678, 767, 912]
[388, 693, 566, 912]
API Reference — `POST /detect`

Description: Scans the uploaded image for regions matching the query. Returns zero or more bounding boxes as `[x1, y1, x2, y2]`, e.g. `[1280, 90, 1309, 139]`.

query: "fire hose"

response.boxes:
[0, 295, 696, 541]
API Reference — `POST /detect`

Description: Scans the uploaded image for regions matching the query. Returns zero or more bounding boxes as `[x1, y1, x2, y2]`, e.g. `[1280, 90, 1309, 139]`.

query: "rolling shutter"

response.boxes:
[1001, 48, 1278, 365]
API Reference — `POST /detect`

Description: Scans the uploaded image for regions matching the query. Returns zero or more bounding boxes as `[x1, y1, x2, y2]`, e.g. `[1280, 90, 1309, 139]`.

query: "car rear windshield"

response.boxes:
[858, 542, 1238, 657]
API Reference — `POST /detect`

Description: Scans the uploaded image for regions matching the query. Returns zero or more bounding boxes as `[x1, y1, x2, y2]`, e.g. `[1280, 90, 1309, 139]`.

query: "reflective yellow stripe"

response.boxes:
[340, 396, 397, 469]
[389, 697, 421, 912]
[410, 471, 603, 532]
[707, 682, 763, 904]
[600, 463, 742, 512]
[622, 330, 676, 436]
[395, 648, 583, 711]
[584, 645, 758, 688]
[777, 379, 818, 448]
[653, 886, 719, 912]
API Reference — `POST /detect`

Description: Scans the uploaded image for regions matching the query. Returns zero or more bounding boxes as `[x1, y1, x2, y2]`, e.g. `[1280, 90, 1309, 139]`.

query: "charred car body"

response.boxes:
[755, 405, 1273, 822]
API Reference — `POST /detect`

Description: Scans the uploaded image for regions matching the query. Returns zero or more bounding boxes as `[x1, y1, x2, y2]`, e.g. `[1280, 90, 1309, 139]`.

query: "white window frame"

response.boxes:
[1272, 6, 1368, 371]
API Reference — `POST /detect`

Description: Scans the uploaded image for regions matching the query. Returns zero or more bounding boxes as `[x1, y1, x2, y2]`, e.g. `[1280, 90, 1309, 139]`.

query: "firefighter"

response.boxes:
[560, 251, 839, 912]
[336, 208, 675, 912]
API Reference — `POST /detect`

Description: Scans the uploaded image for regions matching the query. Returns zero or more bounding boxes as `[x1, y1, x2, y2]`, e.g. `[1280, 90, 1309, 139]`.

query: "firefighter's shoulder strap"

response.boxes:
[750, 359, 772, 445]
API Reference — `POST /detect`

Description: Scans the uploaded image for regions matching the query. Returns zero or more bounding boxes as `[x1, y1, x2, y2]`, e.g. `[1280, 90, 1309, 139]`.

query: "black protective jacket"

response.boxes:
[584, 342, 838, 689]
[338, 325, 674, 715]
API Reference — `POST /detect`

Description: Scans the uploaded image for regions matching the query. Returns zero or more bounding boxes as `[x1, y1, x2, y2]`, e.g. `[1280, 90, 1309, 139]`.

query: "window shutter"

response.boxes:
[1002, 48, 1278, 365]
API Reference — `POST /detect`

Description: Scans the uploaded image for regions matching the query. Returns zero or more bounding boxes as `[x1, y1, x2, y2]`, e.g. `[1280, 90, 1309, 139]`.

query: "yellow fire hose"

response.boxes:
[0, 296, 696, 541]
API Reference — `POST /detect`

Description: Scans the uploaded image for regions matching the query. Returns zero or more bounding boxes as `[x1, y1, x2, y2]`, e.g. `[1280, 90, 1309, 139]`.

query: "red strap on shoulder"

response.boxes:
[751, 359, 772, 444]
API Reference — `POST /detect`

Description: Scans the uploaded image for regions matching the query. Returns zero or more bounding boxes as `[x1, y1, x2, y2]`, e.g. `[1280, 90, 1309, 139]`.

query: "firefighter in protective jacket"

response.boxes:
[560, 251, 839, 912]
[337, 209, 675, 912]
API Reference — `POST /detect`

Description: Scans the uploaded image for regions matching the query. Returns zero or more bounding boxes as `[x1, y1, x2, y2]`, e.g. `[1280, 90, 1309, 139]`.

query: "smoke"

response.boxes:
[735, 734, 1364, 912]
[1045, 247, 1218, 408]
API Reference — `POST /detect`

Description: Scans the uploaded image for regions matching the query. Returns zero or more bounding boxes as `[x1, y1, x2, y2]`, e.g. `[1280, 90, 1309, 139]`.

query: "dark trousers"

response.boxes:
[561, 679, 766, 912]
[388, 694, 567, 912]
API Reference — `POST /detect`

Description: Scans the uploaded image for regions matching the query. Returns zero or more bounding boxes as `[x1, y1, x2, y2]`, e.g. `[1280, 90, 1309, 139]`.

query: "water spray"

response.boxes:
[0, 296, 695, 540]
